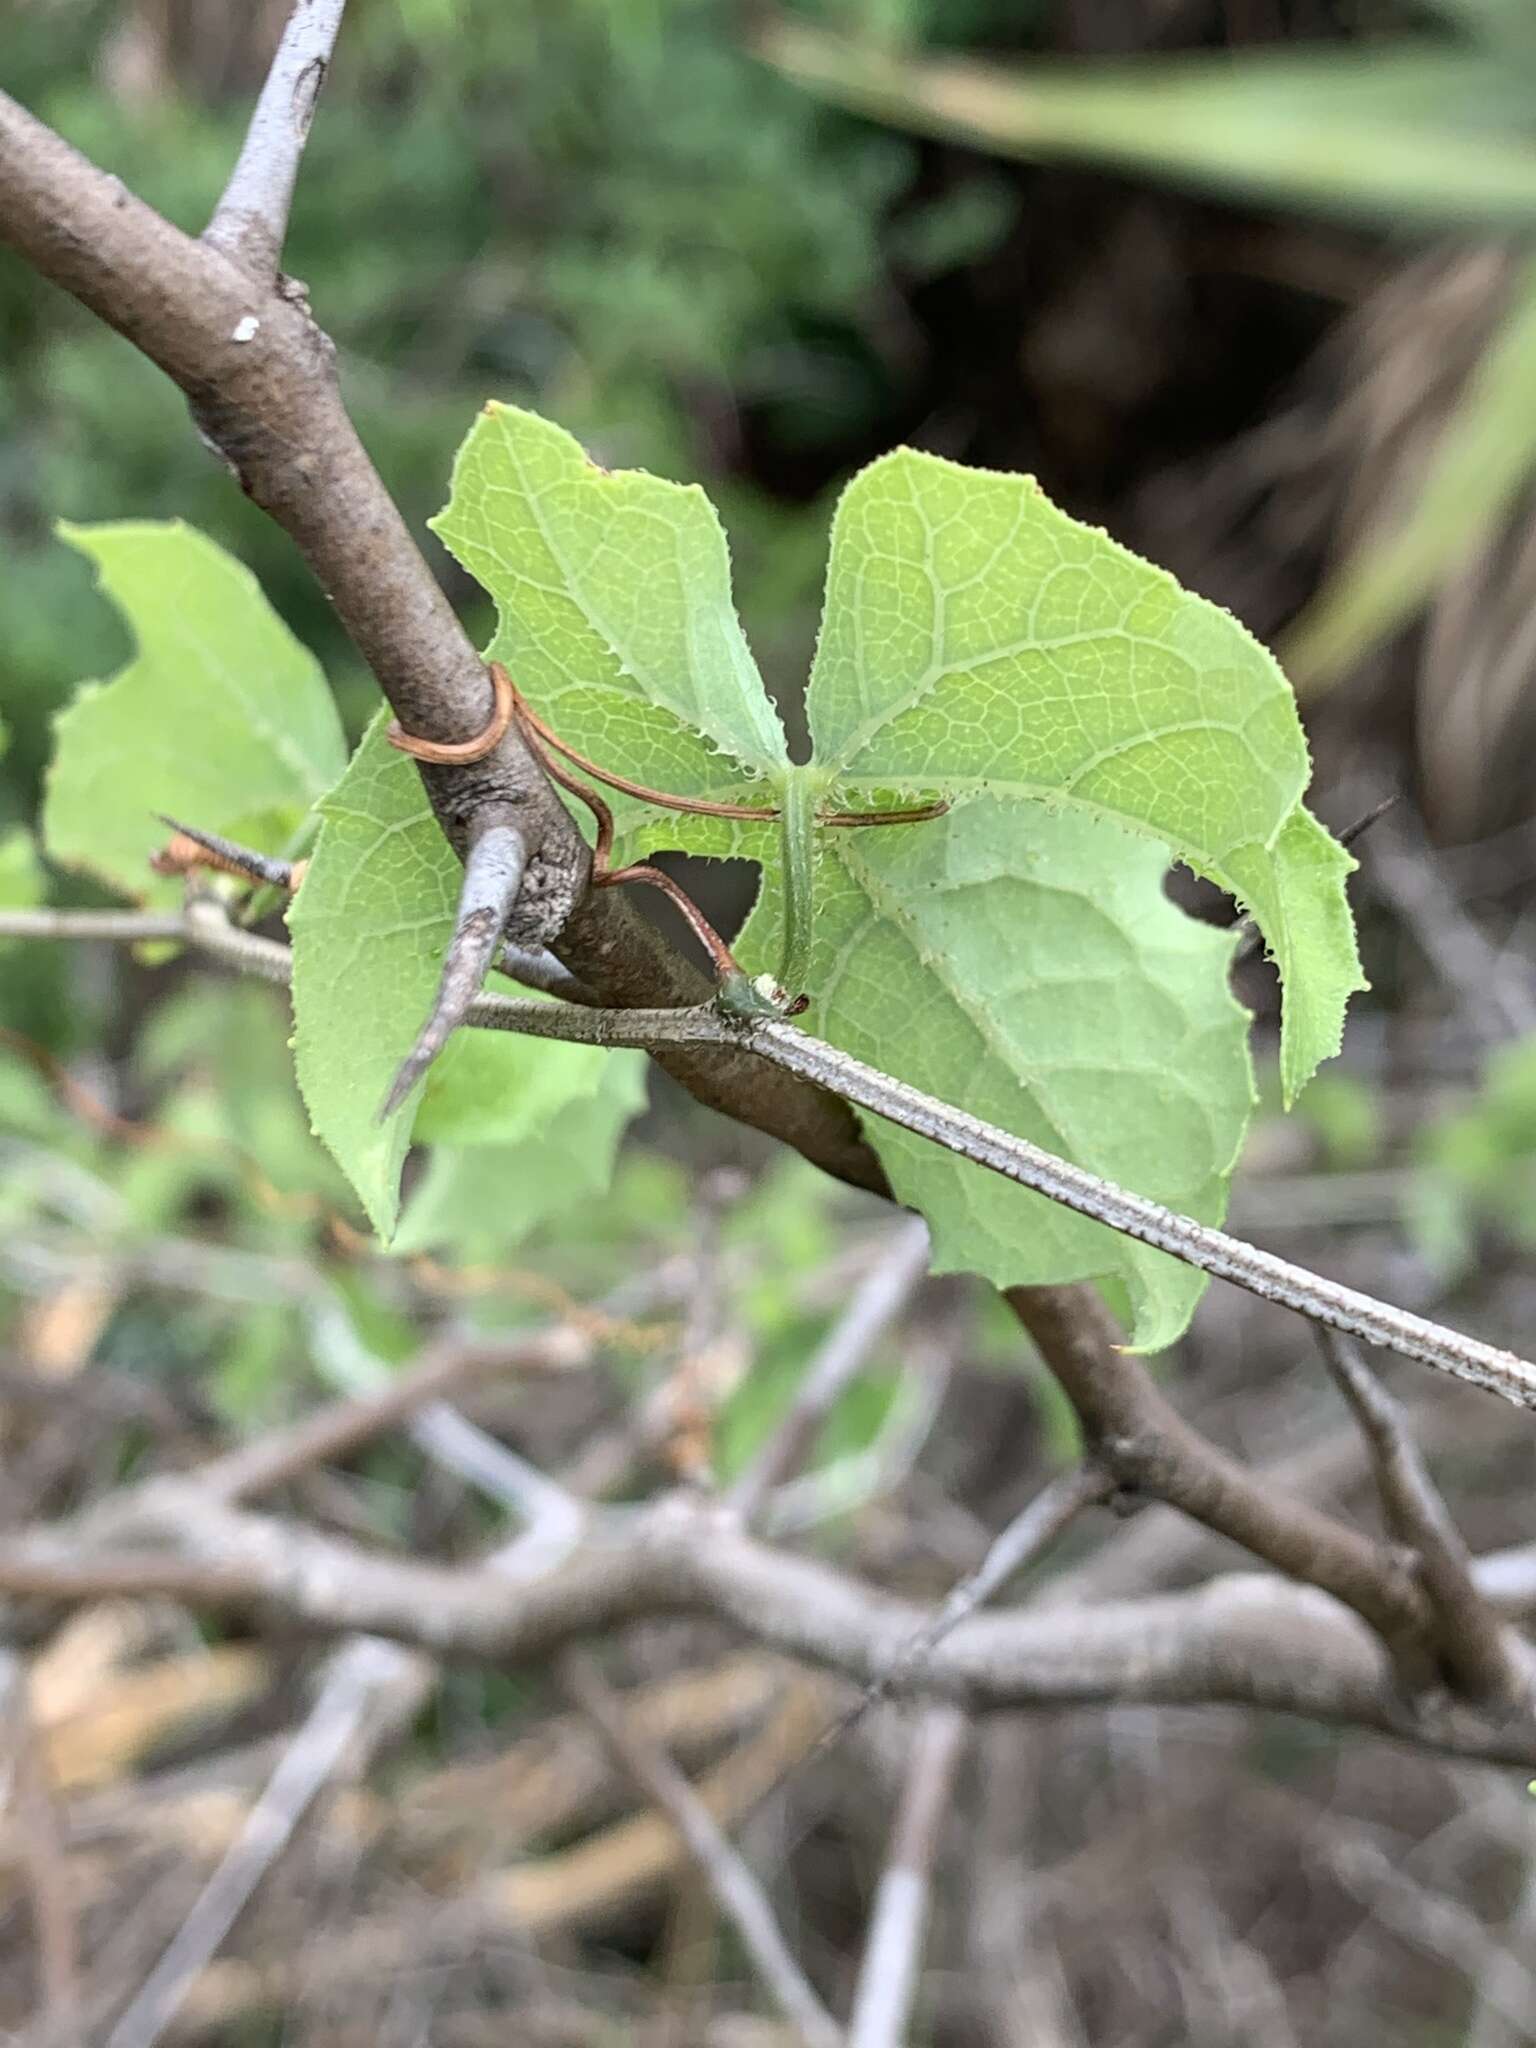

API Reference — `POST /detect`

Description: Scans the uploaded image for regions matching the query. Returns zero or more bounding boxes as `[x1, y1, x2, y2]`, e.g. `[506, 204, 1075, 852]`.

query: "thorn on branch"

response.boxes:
[151, 816, 304, 893]
[496, 942, 596, 1004]
[379, 820, 529, 1122]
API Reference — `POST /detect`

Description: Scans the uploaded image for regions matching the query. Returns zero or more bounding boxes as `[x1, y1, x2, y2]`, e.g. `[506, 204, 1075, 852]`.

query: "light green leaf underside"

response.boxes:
[431, 403, 789, 828]
[43, 522, 347, 901]
[288, 713, 645, 1235]
[807, 448, 1363, 1099]
[395, 1056, 649, 1260]
[734, 797, 1254, 1351]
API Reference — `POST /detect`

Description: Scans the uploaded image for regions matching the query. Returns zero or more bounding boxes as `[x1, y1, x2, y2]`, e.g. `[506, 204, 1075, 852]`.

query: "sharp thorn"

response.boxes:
[376, 822, 528, 1123]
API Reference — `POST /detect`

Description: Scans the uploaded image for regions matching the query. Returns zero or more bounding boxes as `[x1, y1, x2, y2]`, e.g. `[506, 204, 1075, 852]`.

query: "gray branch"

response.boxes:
[562, 1649, 844, 2048]
[847, 1705, 969, 2048]
[1317, 1328, 1527, 1705]
[203, 0, 349, 276]
[5, 1490, 1536, 1763]
[4, 901, 1534, 1413]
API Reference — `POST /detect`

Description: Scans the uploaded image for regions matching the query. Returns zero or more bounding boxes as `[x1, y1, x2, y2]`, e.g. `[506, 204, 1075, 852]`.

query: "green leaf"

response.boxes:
[425, 406, 1357, 1342]
[44, 522, 347, 900]
[807, 448, 1362, 1100]
[430, 402, 788, 837]
[742, 799, 1254, 1350]
[394, 1053, 648, 1259]
[1287, 253, 1536, 688]
[288, 712, 646, 1234]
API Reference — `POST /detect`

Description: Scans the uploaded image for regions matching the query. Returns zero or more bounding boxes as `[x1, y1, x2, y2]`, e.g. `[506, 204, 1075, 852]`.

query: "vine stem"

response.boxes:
[3, 902, 1533, 1407]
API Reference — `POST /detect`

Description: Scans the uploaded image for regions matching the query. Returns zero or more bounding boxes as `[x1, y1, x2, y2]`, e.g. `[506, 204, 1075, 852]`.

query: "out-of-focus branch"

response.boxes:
[202, 0, 348, 275]
[198, 1325, 590, 1505]
[3, 1492, 1536, 1761]
[100, 1635, 429, 2048]
[561, 1650, 844, 2048]
[800, 1463, 1109, 1777]
[2, 1653, 84, 2048]
[1317, 1328, 1527, 1704]
[847, 1706, 968, 2048]
[729, 1216, 932, 1520]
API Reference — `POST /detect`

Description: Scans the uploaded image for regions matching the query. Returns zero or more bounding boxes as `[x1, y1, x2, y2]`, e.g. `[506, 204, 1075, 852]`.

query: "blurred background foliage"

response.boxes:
[11, 6, 1536, 2033]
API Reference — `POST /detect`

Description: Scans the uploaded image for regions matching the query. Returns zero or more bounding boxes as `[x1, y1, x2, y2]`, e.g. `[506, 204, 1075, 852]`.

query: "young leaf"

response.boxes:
[288, 713, 645, 1233]
[806, 448, 1362, 1101]
[430, 402, 788, 837]
[44, 522, 347, 900]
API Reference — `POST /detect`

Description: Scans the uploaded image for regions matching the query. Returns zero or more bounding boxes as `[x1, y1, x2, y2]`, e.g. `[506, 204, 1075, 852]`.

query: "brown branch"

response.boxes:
[197, 1325, 590, 1505]
[1009, 1286, 1433, 1664]
[1317, 1328, 1527, 1706]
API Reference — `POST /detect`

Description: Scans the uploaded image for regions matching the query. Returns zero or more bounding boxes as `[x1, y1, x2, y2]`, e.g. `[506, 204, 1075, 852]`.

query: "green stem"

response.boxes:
[777, 766, 820, 997]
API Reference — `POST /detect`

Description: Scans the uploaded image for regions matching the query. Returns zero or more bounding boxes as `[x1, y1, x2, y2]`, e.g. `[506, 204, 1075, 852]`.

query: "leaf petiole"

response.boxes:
[504, 674, 945, 1012]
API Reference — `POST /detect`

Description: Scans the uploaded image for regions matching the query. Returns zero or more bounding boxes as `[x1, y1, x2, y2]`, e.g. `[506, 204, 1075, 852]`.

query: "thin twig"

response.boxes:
[846, 1706, 968, 2048]
[796, 1464, 1109, 1777]
[102, 1634, 429, 2048]
[5, 902, 1534, 1408]
[560, 1649, 844, 2048]
[1366, 798, 1536, 1042]
[199, 1324, 590, 1504]
[2, 1653, 85, 2048]
[729, 1216, 932, 1520]
[1316, 1329, 1524, 1704]
[202, 0, 348, 275]
[306, 1298, 587, 1571]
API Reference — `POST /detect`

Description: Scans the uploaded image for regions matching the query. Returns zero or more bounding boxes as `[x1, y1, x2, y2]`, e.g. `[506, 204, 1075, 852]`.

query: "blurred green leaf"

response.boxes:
[758, 22, 1536, 225]
[43, 523, 347, 901]
[0, 826, 44, 929]
[1410, 1035, 1536, 1275]
[1295, 1071, 1382, 1171]
[395, 1055, 649, 1260]
[1288, 255, 1536, 687]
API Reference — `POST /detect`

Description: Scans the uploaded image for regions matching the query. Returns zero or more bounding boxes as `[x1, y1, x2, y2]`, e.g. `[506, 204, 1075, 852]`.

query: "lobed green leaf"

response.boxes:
[431, 403, 788, 839]
[807, 448, 1363, 1100]
[44, 523, 346, 900]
